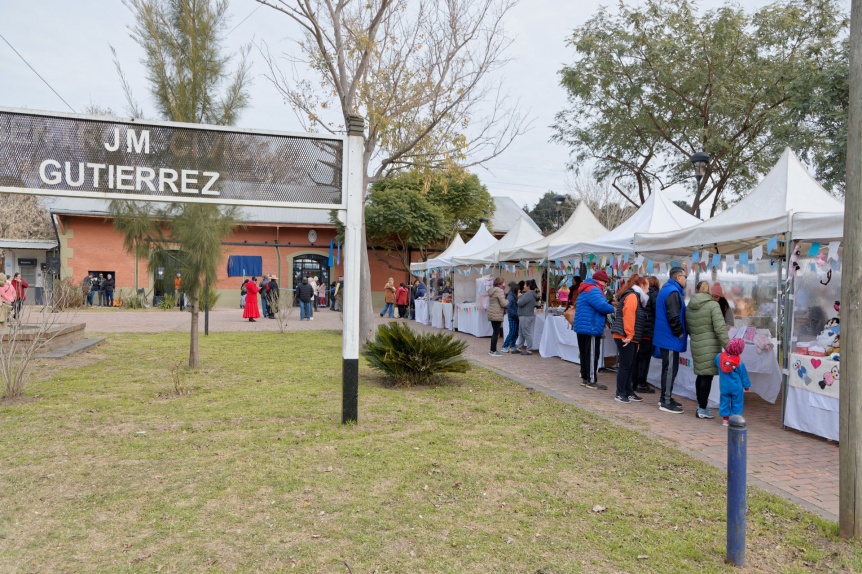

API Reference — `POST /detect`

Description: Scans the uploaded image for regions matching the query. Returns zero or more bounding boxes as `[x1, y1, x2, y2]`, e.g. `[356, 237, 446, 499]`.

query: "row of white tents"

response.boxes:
[411, 147, 846, 274]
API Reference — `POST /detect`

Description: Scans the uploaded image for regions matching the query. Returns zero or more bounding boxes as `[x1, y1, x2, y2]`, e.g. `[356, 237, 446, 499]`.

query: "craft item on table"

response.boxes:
[742, 326, 757, 343]
[727, 326, 741, 339]
[753, 333, 774, 353]
[796, 342, 810, 355]
[808, 345, 826, 357]
[791, 358, 812, 385]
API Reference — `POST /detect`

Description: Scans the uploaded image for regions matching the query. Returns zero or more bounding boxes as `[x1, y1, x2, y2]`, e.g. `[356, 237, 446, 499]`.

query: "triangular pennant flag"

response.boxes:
[691, 250, 700, 264]
[726, 254, 735, 269]
[807, 242, 821, 257]
[634, 254, 644, 267]
[752, 245, 763, 261]
[739, 252, 749, 266]
[828, 241, 840, 261]
[711, 253, 721, 268]
[767, 235, 779, 254]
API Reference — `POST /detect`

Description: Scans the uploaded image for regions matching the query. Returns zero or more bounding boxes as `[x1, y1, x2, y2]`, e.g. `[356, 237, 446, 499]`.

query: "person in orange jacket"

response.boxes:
[611, 274, 648, 404]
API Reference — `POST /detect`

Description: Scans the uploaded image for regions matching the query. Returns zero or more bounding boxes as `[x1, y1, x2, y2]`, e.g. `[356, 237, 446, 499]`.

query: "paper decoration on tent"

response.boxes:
[691, 250, 700, 264]
[752, 246, 763, 261]
[740, 252, 749, 266]
[711, 253, 721, 268]
[767, 235, 779, 254]
[726, 254, 735, 269]
[808, 242, 821, 257]
[828, 241, 840, 261]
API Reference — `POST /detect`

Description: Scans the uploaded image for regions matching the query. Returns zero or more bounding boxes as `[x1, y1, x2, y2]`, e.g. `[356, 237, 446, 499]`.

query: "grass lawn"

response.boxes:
[1, 331, 860, 573]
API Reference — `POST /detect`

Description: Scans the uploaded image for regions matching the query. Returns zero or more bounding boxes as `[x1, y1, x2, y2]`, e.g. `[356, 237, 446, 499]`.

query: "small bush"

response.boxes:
[157, 295, 176, 310]
[362, 322, 469, 386]
[199, 286, 220, 309]
[119, 289, 148, 309]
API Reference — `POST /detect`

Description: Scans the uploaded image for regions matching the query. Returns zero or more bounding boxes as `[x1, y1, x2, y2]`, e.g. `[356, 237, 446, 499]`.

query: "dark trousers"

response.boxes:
[614, 339, 637, 398]
[503, 317, 519, 349]
[633, 339, 653, 388]
[695, 375, 714, 409]
[397, 304, 407, 318]
[659, 348, 680, 405]
[490, 320, 502, 352]
[577, 333, 603, 383]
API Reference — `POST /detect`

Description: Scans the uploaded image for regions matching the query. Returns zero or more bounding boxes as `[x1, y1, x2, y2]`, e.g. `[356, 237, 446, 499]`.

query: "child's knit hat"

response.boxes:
[726, 338, 745, 356]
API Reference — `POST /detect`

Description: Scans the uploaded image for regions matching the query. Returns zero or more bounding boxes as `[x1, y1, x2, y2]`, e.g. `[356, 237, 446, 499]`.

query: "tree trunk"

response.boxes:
[189, 292, 200, 368]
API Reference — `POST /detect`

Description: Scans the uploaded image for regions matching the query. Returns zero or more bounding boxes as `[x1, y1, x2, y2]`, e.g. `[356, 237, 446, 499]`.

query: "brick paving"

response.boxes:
[50, 305, 839, 521]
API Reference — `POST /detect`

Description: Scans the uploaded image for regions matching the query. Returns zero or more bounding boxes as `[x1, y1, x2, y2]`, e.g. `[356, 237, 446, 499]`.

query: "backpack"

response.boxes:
[240, 280, 248, 295]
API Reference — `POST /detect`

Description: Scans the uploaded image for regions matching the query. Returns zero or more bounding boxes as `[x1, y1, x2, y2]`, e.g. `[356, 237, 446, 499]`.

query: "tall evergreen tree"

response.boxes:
[114, 0, 251, 367]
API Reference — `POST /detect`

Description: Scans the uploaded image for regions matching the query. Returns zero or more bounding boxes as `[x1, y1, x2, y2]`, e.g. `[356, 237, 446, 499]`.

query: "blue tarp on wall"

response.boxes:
[227, 255, 262, 277]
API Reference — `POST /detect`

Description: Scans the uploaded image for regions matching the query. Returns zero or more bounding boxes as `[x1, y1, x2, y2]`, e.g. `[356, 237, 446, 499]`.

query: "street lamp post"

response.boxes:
[554, 194, 566, 229]
[690, 151, 710, 219]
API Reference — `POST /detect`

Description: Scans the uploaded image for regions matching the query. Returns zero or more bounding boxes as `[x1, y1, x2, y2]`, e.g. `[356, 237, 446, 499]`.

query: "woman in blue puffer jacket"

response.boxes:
[501, 281, 520, 353]
[574, 270, 615, 389]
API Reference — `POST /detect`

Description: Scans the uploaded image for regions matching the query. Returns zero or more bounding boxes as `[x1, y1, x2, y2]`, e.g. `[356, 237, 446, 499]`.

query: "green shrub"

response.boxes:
[119, 289, 148, 309]
[157, 295, 176, 310]
[200, 286, 220, 309]
[362, 322, 470, 386]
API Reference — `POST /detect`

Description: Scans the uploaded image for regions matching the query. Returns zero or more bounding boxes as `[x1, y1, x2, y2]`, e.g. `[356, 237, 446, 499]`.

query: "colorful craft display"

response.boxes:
[789, 353, 839, 399]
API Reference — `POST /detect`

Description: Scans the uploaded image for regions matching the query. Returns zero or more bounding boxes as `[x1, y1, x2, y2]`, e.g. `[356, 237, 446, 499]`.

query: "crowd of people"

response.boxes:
[239, 274, 345, 323]
[481, 267, 749, 425]
[81, 272, 115, 307]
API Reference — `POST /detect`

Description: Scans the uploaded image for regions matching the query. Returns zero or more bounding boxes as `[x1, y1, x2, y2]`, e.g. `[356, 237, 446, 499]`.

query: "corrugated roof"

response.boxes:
[0, 239, 58, 250]
[46, 195, 538, 233]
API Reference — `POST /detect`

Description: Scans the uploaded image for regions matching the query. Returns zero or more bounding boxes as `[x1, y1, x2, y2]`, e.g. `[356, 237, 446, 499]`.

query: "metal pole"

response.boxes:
[341, 115, 365, 424]
[694, 175, 703, 219]
[204, 279, 209, 336]
[727, 414, 747, 566]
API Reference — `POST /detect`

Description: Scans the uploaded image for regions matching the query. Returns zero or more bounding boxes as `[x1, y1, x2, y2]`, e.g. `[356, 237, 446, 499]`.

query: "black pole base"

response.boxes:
[342, 358, 359, 424]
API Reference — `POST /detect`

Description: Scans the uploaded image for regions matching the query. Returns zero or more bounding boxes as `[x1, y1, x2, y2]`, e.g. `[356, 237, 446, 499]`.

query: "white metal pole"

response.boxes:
[341, 116, 365, 424]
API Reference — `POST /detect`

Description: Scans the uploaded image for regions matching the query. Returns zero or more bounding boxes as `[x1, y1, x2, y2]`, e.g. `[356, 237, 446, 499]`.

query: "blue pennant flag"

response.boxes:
[767, 235, 779, 254]
[711, 253, 721, 268]
[808, 242, 821, 257]
[647, 260, 654, 274]
[739, 252, 749, 266]
[328, 239, 334, 266]
[337, 242, 341, 265]
[692, 250, 700, 264]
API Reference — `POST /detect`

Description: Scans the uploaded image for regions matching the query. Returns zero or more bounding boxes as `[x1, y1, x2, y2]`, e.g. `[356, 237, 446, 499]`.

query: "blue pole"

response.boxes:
[727, 414, 747, 567]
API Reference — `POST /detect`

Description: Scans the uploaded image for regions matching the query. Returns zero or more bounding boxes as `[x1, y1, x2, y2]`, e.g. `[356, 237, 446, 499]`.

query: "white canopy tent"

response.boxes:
[410, 234, 465, 272]
[451, 216, 544, 266]
[498, 202, 609, 262]
[441, 223, 498, 265]
[634, 148, 845, 255]
[549, 190, 700, 260]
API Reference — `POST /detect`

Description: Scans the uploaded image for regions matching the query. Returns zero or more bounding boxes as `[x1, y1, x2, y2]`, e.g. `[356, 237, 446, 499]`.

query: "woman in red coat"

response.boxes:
[395, 282, 409, 319]
[243, 277, 261, 322]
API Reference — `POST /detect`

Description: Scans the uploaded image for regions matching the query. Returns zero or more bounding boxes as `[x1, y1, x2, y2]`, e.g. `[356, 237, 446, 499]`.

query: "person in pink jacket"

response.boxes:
[0, 273, 16, 323]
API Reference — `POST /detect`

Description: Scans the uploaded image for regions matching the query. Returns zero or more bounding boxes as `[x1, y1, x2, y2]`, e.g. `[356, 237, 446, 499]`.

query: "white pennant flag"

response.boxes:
[752, 245, 763, 261]
[828, 241, 840, 261]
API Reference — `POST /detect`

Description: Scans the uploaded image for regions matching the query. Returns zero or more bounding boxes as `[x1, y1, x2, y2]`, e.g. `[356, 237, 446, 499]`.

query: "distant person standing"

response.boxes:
[94, 274, 104, 307]
[82, 273, 94, 307]
[296, 277, 316, 321]
[573, 270, 614, 390]
[380, 278, 396, 318]
[653, 267, 689, 414]
[611, 274, 648, 404]
[11, 272, 28, 319]
[516, 280, 540, 355]
[259, 275, 269, 319]
[716, 338, 751, 426]
[501, 281, 520, 353]
[686, 281, 730, 420]
[174, 273, 185, 311]
[243, 277, 261, 322]
[633, 275, 660, 394]
[486, 277, 507, 356]
[104, 273, 115, 307]
[317, 282, 327, 308]
[395, 282, 409, 319]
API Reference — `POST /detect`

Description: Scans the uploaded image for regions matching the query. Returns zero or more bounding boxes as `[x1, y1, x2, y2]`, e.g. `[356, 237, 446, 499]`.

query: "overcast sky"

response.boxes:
[0, 0, 848, 210]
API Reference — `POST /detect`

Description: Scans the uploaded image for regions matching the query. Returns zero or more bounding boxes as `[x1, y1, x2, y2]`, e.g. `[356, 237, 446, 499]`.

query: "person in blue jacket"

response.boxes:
[574, 269, 615, 390]
[652, 266, 688, 414]
[501, 281, 520, 353]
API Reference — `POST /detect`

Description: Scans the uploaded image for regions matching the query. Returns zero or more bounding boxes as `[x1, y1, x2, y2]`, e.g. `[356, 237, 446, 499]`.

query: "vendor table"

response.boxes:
[430, 301, 454, 330]
[783, 353, 839, 441]
[645, 340, 782, 408]
[414, 299, 430, 325]
[538, 315, 615, 364]
[455, 302, 543, 350]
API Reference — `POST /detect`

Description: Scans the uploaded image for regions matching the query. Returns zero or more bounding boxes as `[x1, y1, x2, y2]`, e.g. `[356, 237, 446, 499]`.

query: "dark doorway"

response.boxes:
[292, 254, 330, 306]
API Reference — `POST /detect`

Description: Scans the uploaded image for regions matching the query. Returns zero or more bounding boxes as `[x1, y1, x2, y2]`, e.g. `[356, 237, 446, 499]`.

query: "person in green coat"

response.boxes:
[685, 281, 730, 420]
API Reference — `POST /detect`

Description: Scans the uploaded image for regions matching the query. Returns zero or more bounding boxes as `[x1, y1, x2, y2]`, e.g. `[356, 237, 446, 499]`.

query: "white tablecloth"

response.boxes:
[646, 341, 782, 408]
[784, 386, 838, 441]
[455, 303, 543, 350]
[783, 353, 839, 440]
[414, 299, 430, 325]
[538, 315, 615, 364]
[430, 301, 454, 330]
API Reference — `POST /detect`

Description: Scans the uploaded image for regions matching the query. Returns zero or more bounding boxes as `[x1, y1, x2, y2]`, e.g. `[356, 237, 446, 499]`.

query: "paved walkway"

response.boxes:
[49, 306, 839, 521]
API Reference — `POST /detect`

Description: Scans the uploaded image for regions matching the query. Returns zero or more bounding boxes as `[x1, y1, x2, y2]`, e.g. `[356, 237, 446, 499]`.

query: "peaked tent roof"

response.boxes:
[491, 196, 542, 235]
[634, 148, 845, 255]
[436, 223, 497, 267]
[452, 215, 544, 266]
[549, 190, 700, 260]
[498, 202, 609, 262]
[410, 234, 465, 272]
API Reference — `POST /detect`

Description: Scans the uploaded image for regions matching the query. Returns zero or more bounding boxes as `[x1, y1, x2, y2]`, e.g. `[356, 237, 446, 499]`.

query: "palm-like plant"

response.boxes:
[362, 322, 470, 386]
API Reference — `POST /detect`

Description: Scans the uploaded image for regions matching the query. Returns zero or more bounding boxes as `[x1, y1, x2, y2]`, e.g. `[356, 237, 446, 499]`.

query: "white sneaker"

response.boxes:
[309, 317, 314, 321]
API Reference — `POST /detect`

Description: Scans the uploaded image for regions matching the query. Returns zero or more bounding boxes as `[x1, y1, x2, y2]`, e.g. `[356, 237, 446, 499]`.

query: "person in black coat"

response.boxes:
[267, 276, 279, 318]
